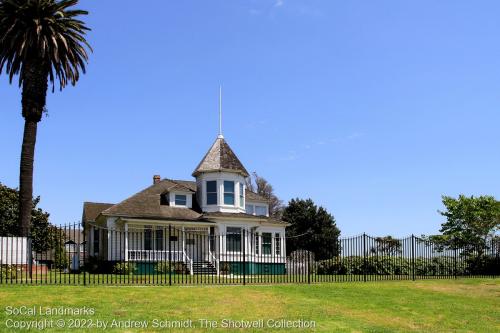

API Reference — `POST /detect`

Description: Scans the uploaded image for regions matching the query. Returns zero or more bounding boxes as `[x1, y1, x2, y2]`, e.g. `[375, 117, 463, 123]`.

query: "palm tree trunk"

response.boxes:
[19, 120, 38, 236]
[18, 59, 47, 237]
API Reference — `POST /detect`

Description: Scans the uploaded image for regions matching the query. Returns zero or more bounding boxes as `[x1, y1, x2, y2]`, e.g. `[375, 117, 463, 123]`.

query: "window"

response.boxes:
[144, 227, 152, 251]
[262, 233, 272, 255]
[206, 181, 217, 205]
[226, 227, 242, 252]
[245, 204, 254, 215]
[255, 233, 260, 255]
[239, 183, 244, 208]
[160, 193, 169, 205]
[169, 235, 178, 242]
[275, 233, 281, 255]
[224, 181, 235, 205]
[155, 229, 164, 251]
[93, 228, 100, 255]
[255, 206, 267, 216]
[186, 239, 195, 245]
[175, 194, 187, 206]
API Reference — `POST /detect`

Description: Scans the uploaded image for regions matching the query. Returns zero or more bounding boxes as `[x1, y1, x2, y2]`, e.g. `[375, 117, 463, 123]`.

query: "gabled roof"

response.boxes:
[100, 179, 202, 221]
[192, 137, 249, 177]
[87, 179, 271, 223]
[82, 202, 114, 223]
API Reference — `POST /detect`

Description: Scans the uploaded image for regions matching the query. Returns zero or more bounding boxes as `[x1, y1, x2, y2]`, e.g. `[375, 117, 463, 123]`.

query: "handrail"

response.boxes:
[183, 250, 193, 275]
[208, 250, 220, 276]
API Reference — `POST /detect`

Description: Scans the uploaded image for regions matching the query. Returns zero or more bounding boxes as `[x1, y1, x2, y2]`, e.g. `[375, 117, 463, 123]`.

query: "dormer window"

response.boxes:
[206, 181, 217, 205]
[160, 193, 169, 205]
[174, 194, 187, 206]
[223, 181, 235, 205]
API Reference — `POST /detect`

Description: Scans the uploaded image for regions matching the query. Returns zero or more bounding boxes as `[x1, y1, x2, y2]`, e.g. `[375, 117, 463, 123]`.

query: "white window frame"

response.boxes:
[174, 194, 187, 206]
[239, 183, 244, 208]
[206, 180, 218, 205]
[223, 181, 235, 206]
[225, 226, 243, 253]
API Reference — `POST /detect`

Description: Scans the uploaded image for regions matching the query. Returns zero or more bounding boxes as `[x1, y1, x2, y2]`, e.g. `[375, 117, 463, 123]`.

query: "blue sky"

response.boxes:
[1, 0, 499, 237]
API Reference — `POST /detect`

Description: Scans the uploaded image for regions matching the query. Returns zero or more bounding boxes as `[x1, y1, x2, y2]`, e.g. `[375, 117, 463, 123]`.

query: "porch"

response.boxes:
[96, 223, 287, 275]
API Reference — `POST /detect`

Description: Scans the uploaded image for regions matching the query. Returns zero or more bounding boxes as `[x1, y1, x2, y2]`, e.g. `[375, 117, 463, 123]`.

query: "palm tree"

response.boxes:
[0, 0, 91, 236]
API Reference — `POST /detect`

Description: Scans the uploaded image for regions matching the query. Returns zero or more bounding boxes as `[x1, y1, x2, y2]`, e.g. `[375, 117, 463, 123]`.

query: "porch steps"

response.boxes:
[191, 261, 217, 275]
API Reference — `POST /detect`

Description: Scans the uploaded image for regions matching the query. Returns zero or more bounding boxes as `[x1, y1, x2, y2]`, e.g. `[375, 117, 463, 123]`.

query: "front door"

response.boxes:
[186, 237, 198, 261]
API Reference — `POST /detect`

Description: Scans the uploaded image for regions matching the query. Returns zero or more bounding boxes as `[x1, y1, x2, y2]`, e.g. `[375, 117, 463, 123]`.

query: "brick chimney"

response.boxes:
[153, 175, 161, 184]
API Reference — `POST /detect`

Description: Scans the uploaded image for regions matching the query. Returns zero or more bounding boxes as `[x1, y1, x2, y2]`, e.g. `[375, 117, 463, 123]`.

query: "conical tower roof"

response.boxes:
[192, 137, 249, 177]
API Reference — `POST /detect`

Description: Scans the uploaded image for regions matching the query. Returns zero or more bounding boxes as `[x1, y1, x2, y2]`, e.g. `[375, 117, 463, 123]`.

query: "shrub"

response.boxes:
[112, 262, 136, 275]
[315, 256, 477, 276]
[0, 265, 19, 280]
[155, 261, 186, 274]
[220, 262, 231, 274]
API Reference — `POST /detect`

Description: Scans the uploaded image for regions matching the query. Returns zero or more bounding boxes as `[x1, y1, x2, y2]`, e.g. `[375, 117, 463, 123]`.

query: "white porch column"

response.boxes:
[182, 226, 185, 261]
[107, 230, 111, 261]
[124, 223, 129, 262]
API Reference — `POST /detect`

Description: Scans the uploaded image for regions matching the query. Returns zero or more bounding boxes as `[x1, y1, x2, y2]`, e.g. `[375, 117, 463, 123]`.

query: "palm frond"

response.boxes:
[0, 0, 92, 90]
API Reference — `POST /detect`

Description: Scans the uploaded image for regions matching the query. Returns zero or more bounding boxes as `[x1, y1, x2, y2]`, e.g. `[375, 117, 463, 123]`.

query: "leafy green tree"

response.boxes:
[0, 182, 54, 252]
[0, 0, 92, 236]
[370, 236, 402, 256]
[431, 195, 500, 255]
[282, 198, 341, 260]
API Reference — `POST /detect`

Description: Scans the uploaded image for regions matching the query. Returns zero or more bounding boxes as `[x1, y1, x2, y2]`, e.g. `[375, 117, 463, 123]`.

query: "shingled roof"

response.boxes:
[85, 179, 271, 223]
[100, 179, 202, 221]
[82, 202, 114, 223]
[192, 137, 249, 177]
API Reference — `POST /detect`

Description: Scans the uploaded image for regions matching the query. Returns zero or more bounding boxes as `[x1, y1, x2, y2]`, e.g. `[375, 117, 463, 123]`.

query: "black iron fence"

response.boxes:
[0, 222, 498, 285]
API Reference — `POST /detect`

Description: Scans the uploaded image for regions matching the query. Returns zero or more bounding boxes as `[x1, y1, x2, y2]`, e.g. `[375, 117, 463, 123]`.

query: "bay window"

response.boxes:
[206, 181, 217, 205]
[224, 181, 235, 205]
[239, 183, 244, 207]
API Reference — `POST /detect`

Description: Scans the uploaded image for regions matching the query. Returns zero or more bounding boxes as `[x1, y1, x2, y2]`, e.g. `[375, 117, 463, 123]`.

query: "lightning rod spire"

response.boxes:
[218, 85, 224, 139]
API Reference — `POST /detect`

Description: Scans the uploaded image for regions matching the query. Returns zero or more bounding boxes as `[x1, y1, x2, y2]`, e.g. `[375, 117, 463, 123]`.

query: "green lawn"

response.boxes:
[0, 279, 498, 332]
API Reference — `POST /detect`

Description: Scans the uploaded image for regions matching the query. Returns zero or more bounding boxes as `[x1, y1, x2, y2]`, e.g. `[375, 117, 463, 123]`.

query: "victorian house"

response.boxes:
[82, 134, 287, 275]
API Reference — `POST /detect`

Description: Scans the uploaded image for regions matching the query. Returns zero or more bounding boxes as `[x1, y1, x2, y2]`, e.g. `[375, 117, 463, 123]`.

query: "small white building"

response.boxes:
[83, 134, 288, 275]
[0, 237, 29, 265]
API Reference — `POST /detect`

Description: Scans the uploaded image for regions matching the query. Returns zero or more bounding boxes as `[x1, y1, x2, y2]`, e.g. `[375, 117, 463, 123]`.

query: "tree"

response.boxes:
[370, 236, 402, 256]
[0, 0, 92, 236]
[246, 172, 284, 218]
[433, 195, 500, 255]
[0, 182, 54, 252]
[282, 198, 341, 260]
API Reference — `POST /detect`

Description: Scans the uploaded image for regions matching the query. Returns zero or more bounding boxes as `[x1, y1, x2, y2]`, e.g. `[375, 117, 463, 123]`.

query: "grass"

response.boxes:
[0, 278, 498, 332]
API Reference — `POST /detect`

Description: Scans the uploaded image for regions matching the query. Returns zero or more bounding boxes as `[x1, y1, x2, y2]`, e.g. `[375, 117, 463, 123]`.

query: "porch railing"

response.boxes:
[128, 250, 183, 262]
[208, 250, 220, 275]
[183, 250, 193, 275]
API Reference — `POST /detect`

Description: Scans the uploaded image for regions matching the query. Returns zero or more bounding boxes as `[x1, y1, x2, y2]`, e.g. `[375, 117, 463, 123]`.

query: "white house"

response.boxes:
[82, 134, 288, 275]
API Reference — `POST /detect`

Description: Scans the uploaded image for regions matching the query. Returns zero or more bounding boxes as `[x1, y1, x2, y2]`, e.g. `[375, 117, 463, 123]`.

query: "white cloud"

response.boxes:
[274, 0, 285, 7]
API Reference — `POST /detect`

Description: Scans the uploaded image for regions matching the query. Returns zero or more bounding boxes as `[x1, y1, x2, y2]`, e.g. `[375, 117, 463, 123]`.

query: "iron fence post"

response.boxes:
[454, 246, 457, 279]
[83, 224, 86, 286]
[411, 234, 415, 281]
[169, 225, 172, 286]
[363, 233, 367, 282]
[243, 229, 246, 286]
[307, 246, 311, 284]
